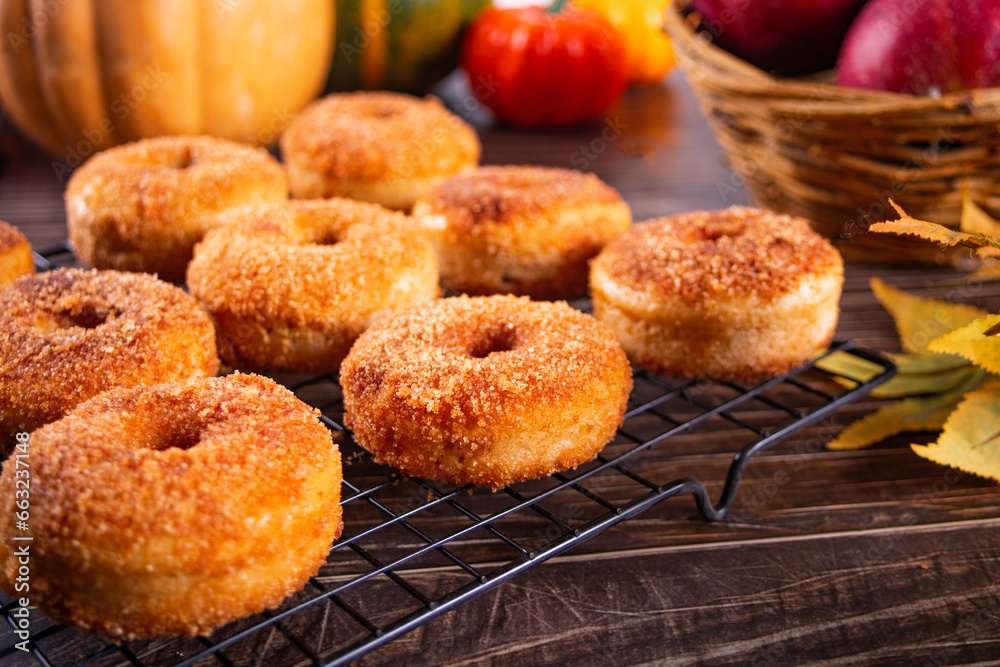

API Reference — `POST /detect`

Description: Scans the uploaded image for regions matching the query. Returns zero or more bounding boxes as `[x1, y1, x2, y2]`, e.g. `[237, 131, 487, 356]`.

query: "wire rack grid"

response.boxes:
[0, 246, 896, 666]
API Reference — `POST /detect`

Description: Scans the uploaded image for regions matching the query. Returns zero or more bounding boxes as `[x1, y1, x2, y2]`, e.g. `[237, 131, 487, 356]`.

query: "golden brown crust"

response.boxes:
[66, 135, 288, 283]
[0, 221, 34, 288]
[417, 165, 625, 223]
[341, 295, 633, 489]
[596, 206, 842, 304]
[412, 165, 632, 300]
[187, 198, 439, 373]
[590, 207, 844, 381]
[0, 269, 219, 451]
[280, 92, 481, 209]
[0, 373, 343, 641]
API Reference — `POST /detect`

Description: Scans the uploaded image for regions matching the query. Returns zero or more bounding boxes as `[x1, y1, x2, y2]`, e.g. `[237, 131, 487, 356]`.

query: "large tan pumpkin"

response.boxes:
[0, 0, 333, 163]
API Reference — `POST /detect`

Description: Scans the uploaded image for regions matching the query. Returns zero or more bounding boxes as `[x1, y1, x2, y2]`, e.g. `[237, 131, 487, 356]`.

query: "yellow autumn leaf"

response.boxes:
[942, 259, 1000, 284]
[911, 382, 1000, 484]
[820, 348, 974, 396]
[926, 315, 1000, 374]
[871, 278, 988, 353]
[960, 193, 1000, 238]
[818, 349, 973, 397]
[869, 365, 981, 399]
[892, 350, 970, 374]
[826, 370, 983, 451]
[827, 394, 960, 451]
[813, 350, 885, 384]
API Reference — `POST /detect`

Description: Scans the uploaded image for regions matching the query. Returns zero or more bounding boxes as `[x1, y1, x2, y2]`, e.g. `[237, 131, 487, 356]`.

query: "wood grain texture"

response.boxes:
[360, 523, 1000, 666]
[1, 72, 999, 666]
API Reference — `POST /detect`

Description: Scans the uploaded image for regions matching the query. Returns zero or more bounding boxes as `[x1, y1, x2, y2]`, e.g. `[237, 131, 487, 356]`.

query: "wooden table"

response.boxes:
[2, 72, 1000, 666]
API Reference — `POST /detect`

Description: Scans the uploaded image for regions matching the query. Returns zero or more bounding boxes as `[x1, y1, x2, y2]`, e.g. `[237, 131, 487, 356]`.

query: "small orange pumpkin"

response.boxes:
[0, 0, 333, 165]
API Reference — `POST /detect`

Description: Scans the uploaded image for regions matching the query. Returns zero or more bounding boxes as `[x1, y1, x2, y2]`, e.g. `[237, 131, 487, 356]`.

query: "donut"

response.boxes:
[187, 198, 439, 373]
[0, 373, 343, 641]
[340, 295, 633, 489]
[66, 135, 288, 284]
[0, 221, 34, 288]
[412, 165, 632, 300]
[0, 269, 219, 452]
[590, 206, 844, 382]
[280, 91, 481, 211]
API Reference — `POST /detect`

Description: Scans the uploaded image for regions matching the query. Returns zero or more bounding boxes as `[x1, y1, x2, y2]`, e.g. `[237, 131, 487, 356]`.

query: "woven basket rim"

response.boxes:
[661, 2, 1000, 265]
[662, 4, 1000, 113]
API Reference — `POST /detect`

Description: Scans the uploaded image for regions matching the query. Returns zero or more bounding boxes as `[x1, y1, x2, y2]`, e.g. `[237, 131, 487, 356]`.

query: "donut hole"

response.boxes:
[300, 219, 347, 246]
[61, 308, 106, 329]
[129, 394, 222, 452]
[158, 427, 204, 451]
[769, 237, 796, 254]
[469, 326, 518, 359]
[699, 220, 746, 241]
[148, 419, 208, 451]
[371, 104, 401, 119]
[170, 147, 200, 170]
[313, 231, 343, 246]
[41, 304, 120, 331]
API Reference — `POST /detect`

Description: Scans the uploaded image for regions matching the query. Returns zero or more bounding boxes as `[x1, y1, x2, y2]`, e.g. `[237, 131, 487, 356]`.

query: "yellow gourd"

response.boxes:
[0, 0, 333, 164]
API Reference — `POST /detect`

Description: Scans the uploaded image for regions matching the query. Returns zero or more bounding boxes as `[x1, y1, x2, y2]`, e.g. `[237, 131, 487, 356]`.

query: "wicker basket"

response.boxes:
[662, 3, 1000, 265]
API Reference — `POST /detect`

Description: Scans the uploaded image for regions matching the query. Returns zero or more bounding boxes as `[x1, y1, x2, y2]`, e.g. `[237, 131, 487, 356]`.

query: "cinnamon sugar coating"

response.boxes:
[66, 135, 287, 283]
[590, 207, 844, 381]
[0, 373, 343, 640]
[0, 269, 219, 451]
[187, 198, 439, 373]
[341, 295, 633, 489]
[412, 165, 632, 300]
[0, 221, 34, 288]
[597, 206, 842, 304]
[281, 91, 481, 210]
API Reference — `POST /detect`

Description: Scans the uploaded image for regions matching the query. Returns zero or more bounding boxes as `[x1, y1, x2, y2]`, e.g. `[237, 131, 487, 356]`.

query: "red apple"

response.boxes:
[837, 0, 1000, 95]
[689, 0, 869, 76]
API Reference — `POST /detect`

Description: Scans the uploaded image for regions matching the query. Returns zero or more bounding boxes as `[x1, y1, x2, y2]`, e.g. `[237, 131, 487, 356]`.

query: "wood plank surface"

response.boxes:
[1, 71, 999, 666]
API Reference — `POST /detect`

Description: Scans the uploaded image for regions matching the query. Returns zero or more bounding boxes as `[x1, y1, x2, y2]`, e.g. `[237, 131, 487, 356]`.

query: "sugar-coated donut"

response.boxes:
[0, 269, 219, 452]
[0, 221, 34, 288]
[280, 91, 481, 211]
[187, 198, 439, 373]
[412, 165, 632, 300]
[341, 295, 633, 489]
[590, 206, 844, 382]
[0, 373, 343, 641]
[66, 135, 288, 284]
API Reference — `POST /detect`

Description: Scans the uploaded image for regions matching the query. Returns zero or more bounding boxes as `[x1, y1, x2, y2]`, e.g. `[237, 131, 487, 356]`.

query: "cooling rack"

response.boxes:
[0, 245, 896, 666]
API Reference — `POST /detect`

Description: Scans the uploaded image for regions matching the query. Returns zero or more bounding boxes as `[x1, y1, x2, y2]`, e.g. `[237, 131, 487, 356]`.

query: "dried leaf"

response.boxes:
[826, 371, 983, 451]
[869, 366, 981, 399]
[827, 395, 960, 451]
[927, 315, 1000, 374]
[814, 350, 885, 384]
[911, 383, 1000, 483]
[941, 259, 1000, 284]
[960, 193, 1000, 238]
[891, 350, 970, 374]
[871, 278, 988, 353]
[869, 219, 979, 248]
[819, 350, 974, 396]
[868, 201, 1000, 254]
